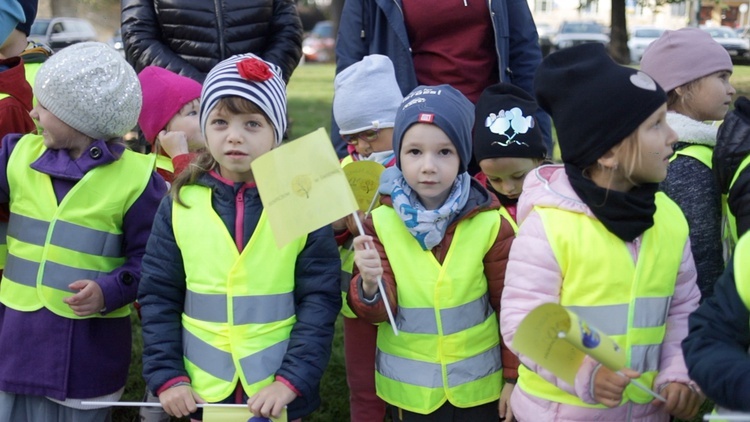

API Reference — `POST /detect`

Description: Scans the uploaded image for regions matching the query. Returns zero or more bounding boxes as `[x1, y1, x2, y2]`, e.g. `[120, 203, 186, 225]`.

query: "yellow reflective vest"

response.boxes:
[153, 153, 175, 174]
[0, 134, 152, 318]
[518, 193, 688, 407]
[339, 155, 357, 318]
[371, 205, 504, 414]
[173, 185, 306, 402]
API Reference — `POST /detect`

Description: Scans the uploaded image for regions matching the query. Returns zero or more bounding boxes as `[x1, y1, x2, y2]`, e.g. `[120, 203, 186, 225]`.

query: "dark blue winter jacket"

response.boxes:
[138, 171, 341, 420]
[683, 256, 750, 411]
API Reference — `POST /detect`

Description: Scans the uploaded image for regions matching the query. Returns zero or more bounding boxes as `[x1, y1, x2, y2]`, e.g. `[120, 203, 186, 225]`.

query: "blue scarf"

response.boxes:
[379, 167, 471, 250]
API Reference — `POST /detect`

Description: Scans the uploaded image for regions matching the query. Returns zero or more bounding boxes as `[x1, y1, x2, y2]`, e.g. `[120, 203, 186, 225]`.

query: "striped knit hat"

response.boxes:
[200, 53, 287, 145]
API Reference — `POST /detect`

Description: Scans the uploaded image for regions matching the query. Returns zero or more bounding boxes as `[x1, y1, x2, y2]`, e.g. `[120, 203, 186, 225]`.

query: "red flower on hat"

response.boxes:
[236, 58, 273, 82]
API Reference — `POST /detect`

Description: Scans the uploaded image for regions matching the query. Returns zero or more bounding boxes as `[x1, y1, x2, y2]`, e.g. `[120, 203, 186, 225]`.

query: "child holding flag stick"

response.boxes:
[350, 84, 517, 421]
[499, 44, 704, 421]
[137, 54, 341, 422]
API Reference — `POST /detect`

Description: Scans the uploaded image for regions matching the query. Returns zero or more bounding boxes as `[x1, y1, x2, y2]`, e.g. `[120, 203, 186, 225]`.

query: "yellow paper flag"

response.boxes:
[343, 161, 385, 212]
[203, 406, 287, 422]
[512, 303, 626, 385]
[252, 127, 359, 248]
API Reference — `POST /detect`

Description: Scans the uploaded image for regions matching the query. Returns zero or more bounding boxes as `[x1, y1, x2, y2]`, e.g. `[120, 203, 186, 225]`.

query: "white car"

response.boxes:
[702, 26, 750, 61]
[628, 26, 666, 64]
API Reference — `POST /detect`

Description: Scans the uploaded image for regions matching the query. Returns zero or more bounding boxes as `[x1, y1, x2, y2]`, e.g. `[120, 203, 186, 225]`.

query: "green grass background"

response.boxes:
[113, 63, 750, 421]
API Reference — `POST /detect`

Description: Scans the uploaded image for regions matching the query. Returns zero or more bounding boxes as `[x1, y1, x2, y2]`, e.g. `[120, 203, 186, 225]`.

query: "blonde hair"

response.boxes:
[170, 96, 273, 207]
[666, 79, 701, 113]
[584, 131, 642, 191]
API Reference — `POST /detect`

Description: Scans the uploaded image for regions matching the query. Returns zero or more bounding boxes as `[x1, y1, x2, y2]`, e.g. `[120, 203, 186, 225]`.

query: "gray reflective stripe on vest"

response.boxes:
[185, 292, 227, 323]
[183, 328, 235, 382]
[396, 295, 493, 335]
[233, 293, 294, 325]
[631, 344, 661, 373]
[8, 213, 48, 246]
[376, 346, 502, 388]
[567, 299, 670, 335]
[632, 297, 671, 328]
[238, 339, 289, 384]
[50, 220, 123, 257]
[8, 212, 122, 256]
[184, 291, 295, 324]
[446, 346, 502, 387]
[42, 261, 107, 291]
[4, 254, 39, 286]
[341, 270, 351, 293]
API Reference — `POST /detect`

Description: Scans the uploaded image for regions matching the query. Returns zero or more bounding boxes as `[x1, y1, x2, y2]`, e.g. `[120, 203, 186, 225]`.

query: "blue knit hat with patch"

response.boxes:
[393, 85, 474, 174]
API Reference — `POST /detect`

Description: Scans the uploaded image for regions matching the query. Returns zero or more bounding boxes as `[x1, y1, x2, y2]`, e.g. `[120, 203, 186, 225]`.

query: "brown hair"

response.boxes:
[666, 79, 701, 113]
[170, 96, 273, 207]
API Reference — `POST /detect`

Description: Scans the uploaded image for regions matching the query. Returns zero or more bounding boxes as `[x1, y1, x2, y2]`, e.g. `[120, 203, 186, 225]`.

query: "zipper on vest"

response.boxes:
[235, 188, 245, 251]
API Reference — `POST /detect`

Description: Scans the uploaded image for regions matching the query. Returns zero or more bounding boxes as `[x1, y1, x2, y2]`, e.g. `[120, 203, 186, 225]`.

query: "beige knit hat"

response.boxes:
[35, 42, 142, 140]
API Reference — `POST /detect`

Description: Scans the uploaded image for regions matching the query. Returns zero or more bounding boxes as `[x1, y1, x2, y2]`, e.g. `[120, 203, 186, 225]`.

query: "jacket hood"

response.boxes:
[715, 100, 750, 192]
[517, 164, 594, 222]
[667, 112, 717, 147]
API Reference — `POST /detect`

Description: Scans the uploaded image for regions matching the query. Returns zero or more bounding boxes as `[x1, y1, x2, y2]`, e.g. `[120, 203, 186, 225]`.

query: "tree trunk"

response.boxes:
[50, 0, 79, 17]
[609, 0, 630, 64]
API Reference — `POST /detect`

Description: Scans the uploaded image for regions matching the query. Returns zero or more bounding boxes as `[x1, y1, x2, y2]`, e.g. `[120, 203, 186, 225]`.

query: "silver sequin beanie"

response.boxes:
[34, 42, 142, 140]
[201, 53, 287, 145]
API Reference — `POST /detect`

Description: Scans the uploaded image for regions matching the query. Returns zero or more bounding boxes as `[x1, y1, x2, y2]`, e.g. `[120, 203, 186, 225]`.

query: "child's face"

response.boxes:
[30, 103, 92, 159]
[166, 99, 205, 150]
[399, 123, 460, 210]
[344, 128, 394, 157]
[204, 106, 275, 183]
[479, 157, 541, 199]
[683, 70, 735, 121]
[616, 104, 677, 190]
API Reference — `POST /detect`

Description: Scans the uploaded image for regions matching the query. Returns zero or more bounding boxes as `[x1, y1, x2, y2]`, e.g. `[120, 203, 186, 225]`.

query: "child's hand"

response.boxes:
[157, 130, 190, 158]
[593, 367, 639, 407]
[247, 381, 296, 419]
[499, 382, 515, 421]
[63, 279, 104, 316]
[653, 382, 704, 420]
[352, 235, 382, 298]
[159, 384, 204, 418]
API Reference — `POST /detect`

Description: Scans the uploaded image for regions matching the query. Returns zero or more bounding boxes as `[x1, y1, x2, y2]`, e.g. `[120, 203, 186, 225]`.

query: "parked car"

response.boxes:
[537, 22, 556, 57]
[551, 21, 609, 53]
[627, 26, 666, 63]
[302, 20, 335, 63]
[29, 17, 97, 52]
[701, 26, 750, 61]
[107, 28, 124, 56]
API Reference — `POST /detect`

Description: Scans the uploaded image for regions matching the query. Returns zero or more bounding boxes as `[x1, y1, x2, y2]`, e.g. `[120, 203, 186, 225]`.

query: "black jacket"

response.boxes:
[138, 173, 341, 419]
[715, 96, 750, 238]
[121, 0, 302, 83]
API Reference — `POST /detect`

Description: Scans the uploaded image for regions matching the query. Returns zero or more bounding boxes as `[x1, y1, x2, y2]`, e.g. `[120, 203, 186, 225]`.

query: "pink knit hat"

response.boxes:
[640, 28, 732, 92]
[137, 66, 202, 144]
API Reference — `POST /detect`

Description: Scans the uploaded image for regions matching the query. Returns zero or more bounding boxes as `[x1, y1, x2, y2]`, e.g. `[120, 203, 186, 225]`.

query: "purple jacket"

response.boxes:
[0, 134, 166, 400]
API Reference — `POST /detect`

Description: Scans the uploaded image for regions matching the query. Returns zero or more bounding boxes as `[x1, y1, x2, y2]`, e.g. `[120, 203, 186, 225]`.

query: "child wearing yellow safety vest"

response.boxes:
[683, 232, 750, 416]
[0, 42, 166, 421]
[472, 82, 549, 229]
[331, 54, 401, 422]
[640, 28, 734, 300]
[137, 66, 205, 185]
[350, 84, 518, 422]
[137, 53, 341, 422]
[715, 97, 750, 255]
[500, 43, 704, 421]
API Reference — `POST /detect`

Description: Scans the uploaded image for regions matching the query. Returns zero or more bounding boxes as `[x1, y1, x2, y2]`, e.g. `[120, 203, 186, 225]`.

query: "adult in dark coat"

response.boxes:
[120, 0, 303, 83]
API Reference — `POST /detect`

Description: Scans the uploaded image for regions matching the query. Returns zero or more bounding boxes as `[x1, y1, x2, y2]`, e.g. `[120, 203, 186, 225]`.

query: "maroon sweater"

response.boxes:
[402, 0, 499, 103]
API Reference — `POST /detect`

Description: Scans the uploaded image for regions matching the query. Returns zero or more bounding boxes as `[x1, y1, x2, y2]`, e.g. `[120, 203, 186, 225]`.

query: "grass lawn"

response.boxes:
[117, 61, 750, 422]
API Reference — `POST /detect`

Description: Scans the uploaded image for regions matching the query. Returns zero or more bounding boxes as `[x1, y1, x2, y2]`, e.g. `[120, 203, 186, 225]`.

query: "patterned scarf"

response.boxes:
[380, 167, 470, 250]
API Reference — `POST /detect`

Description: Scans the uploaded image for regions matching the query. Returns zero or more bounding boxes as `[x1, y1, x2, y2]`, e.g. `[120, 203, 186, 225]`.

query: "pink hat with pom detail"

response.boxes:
[137, 66, 202, 145]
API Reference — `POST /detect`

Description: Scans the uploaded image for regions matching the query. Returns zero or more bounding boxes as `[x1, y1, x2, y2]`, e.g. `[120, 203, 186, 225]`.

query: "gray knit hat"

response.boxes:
[200, 53, 287, 145]
[333, 54, 403, 134]
[34, 42, 142, 140]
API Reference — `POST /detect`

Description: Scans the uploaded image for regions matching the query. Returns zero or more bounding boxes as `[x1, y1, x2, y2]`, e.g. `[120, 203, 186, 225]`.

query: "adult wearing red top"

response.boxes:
[331, 0, 552, 176]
